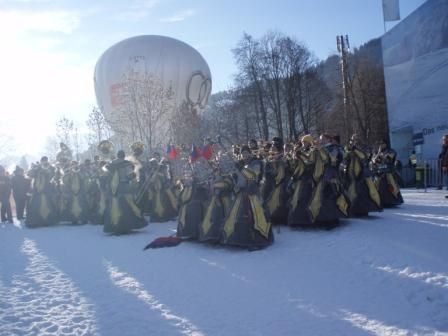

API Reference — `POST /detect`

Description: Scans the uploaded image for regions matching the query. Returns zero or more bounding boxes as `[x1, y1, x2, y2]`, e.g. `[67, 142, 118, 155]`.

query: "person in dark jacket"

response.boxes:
[441, 134, 448, 191]
[11, 166, 31, 221]
[0, 165, 13, 223]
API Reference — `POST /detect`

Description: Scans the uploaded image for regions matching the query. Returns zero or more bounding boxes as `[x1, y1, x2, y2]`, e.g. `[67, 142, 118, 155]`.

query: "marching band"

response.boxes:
[6, 133, 403, 248]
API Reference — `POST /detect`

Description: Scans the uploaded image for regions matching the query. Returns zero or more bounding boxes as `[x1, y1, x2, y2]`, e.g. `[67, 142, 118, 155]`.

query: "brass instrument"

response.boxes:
[181, 158, 194, 186]
[213, 141, 237, 175]
[191, 157, 213, 184]
[98, 140, 114, 158]
[130, 141, 145, 157]
[217, 150, 237, 175]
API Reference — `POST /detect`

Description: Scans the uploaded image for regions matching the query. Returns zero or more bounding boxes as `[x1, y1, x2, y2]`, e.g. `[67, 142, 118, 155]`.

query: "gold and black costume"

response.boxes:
[199, 173, 233, 243]
[103, 157, 147, 234]
[264, 157, 290, 225]
[372, 147, 404, 207]
[61, 166, 89, 224]
[343, 145, 382, 216]
[147, 161, 178, 222]
[221, 158, 273, 249]
[307, 146, 349, 226]
[176, 181, 209, 240]
[287, 147, 316, 227]
[26, 163, 58, 227]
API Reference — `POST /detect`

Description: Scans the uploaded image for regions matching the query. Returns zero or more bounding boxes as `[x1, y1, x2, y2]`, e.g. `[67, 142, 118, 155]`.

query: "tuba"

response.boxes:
[130, 141, 145, 157]
[98, 140, 114, 158]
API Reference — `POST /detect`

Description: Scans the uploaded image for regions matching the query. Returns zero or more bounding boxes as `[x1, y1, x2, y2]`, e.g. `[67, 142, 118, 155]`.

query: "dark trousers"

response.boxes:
[14, 196, 26, 220]
[1, 198, 13, 222]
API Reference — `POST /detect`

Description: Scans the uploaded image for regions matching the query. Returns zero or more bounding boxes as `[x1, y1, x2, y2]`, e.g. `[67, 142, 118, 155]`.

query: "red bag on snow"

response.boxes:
[143, 236, 183, 250]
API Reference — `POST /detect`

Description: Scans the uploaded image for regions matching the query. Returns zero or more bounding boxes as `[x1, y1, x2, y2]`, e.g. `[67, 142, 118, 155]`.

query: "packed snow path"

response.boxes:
[1, 189, 447, 336]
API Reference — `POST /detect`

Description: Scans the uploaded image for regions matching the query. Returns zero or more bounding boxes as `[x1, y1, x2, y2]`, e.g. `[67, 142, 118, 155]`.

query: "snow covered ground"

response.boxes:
[1, 189, 447, 336]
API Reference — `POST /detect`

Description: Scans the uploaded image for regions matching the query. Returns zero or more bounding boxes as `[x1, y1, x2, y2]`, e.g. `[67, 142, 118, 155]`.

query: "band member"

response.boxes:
[199, 161, 234, 243]
[87, 160, 107, 225]
[343, 134, 382, 216]
[372, 139, 403, 207]
[307, 134, 349, 228]
[0, 166, 13, 223]
[62, 161, 89, 224]
[177, 156, 210, 239]
[221, 145, 273, 249]
[287, 134, 317, 227]
[146, 158, 178, 222]
[11, 166, 31, 221]
[103, 150, 147, 234]
[264, 137, 290, 225]
[26, 157, 58, 227]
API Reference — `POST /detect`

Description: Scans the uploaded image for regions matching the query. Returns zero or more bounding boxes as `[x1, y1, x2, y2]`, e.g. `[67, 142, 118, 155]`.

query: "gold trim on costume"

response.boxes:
[290, 180, 302, 210]
[201, 195, 216, 236]
[40, 195, 50, 220]
[111, 171, 119, 196]
[386, 173, 399, 198]
[71, 196, 82, 218]
[166, 189, 178, 211]
[274, 163, 285, 185]
[223, 194, 242, 240]
[336, 194, 349, 217]
[267, 186, 281, 216]
[249, 195, 271, 239]
[111, 197, 121, 226]
[366, 177, 381, 208]
[125, 194, 143, 218]
[309, 181, 323, 222]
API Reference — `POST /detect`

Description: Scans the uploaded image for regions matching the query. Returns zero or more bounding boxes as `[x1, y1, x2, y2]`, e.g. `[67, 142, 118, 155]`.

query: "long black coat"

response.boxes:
[0, 175, 12, 201]
[11, 174, 30, 199]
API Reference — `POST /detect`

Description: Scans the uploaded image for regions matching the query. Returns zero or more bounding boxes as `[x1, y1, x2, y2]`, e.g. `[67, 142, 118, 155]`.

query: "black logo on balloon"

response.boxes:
[186, 71, 212, 110]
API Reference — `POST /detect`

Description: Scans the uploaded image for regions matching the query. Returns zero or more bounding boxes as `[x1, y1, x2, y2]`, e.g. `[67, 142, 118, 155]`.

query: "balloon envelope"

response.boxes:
[94, 35, 212, 118]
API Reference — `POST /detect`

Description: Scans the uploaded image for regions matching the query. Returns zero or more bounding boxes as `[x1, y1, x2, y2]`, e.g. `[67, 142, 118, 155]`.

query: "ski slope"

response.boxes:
[1, 189, 447, 336]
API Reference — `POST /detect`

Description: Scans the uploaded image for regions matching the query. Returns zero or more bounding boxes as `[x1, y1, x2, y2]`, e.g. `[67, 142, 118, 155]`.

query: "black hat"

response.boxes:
[271, 137, 284, 152]
[248, 139, 258, 150]
[240, 145, 251, 153]
[117, 150, 125, 159]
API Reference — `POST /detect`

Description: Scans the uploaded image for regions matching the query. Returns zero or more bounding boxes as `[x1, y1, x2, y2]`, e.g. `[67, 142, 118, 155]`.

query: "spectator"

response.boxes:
[441, 134, 448, 191]
[0, 165, 13, 223]
[11, 166, 31, 221]
[408, 150, 417, 168]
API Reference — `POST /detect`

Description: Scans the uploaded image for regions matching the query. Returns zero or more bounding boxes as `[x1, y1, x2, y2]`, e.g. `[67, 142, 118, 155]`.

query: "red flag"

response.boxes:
[202, 144, 213, 160]
[190, 144, 200, 162]
[166, 144, 178, 160]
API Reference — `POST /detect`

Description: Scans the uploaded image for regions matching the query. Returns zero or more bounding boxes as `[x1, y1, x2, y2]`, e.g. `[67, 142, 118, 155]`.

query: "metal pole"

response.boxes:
[424, 160, 427, 193]
[337, 35, 351, 141]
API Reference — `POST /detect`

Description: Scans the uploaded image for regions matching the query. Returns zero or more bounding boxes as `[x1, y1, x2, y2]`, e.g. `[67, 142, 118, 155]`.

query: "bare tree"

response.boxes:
[43, 136, 60, 161]
[86, 106, 112, 148]
[0, 134, 16, 167]
[233, 33, 270, 140]
[260, 31, 285, 139]
[106, 71, 175, 152]
[56, 117, 74, 148]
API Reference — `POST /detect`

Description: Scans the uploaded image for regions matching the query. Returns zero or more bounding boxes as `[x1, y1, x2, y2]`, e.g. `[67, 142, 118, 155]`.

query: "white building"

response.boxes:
[381, 0, 448, 162]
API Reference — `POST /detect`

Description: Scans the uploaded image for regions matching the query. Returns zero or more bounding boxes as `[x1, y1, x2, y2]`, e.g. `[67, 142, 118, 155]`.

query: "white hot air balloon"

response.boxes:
[94, 35, 212, 129]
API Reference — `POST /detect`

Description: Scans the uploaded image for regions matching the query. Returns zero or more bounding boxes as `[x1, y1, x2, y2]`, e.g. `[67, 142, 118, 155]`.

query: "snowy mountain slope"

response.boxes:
[1, 189, 447, 336]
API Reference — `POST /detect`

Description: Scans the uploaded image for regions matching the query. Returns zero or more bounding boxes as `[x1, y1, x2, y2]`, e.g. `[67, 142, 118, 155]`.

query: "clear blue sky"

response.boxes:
[0, 0, 426, 154]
